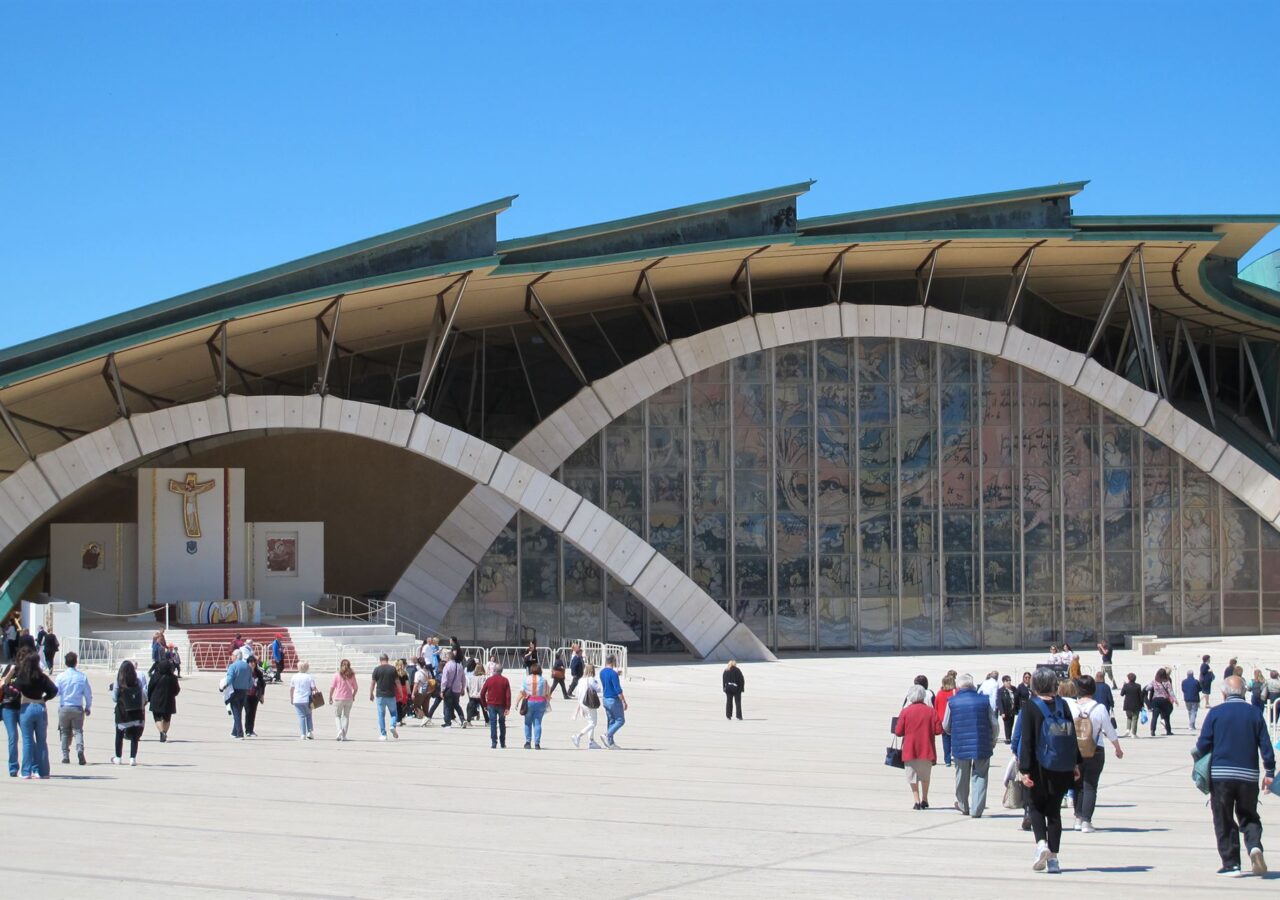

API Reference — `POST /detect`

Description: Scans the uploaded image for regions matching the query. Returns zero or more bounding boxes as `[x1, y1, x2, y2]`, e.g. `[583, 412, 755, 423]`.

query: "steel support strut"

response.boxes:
[1241, 336, 1276, 440]
[102, 353, 131, 419]
[631, 259, 668, 344]
[916, 242, 946, 307]
[314, 294, 344, 396]
[412, 272, 470, 411]
[1179, 322, 1217, 431]
[823, 244, 857, 303]
[525, 276, 588, 386]
[1004, 242, 1041, 324]
[1085, 247, 1139, 359]
[731, 247, 767, 316]
[0, 398, 34, 461]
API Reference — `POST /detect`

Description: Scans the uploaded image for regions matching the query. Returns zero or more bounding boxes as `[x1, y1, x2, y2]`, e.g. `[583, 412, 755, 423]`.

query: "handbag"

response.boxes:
[1003, 778, 1026, 809]
[884, 736, 904, 769]
[310, 689, 325, 709]
[519, 697, 529, 715]
[1139, 708, 1149, 725]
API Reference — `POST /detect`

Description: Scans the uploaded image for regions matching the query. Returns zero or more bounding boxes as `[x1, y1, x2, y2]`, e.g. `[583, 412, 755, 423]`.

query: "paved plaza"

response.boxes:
[5, 649, 1279, 898]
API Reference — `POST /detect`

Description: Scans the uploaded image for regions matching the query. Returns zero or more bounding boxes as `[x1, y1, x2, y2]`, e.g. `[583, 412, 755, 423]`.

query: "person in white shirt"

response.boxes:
[571, 664, 604, 749]
[978, 671, 1000, 712]
[289, 661, 318, 740]
[1071, 674, 1123, 832]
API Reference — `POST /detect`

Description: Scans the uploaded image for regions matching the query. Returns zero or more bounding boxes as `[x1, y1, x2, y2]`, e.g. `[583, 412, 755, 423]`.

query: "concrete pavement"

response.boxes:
[4, 648, 1278, 898]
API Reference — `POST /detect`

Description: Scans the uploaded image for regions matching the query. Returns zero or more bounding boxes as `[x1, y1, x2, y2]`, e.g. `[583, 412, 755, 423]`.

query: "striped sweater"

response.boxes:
[1194, 696, 1276, 783]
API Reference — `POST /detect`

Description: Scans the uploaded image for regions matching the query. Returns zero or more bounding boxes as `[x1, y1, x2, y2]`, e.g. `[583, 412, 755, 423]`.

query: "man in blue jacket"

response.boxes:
[1182, 669, 1203, 730]
[944, 673, 996, 818]
[1195, 676, 1275, 877]
[224, 650, 253, 740]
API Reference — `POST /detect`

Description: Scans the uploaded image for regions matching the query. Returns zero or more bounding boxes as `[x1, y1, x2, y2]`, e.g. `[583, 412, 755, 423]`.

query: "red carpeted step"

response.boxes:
[186, 627, 298, 673]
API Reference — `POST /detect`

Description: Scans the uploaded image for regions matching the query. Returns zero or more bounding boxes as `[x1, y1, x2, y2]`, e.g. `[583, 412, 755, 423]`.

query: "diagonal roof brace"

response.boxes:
[1085, 247, 1140, 359]
[1004, 242, 1042, 324]
[1179, 321, 1217, 431]
[916, 241, 947, 307]
[411, 272, 471, 412]
[101, 353, 131, 419]
[0, 398, 34, 461]
[313, 294, 344, 396]
[1240, 336, 1276, 441]
[731, 247, 768, 316]
[631, 258, 668, 345]
[525, 277, 588, 386]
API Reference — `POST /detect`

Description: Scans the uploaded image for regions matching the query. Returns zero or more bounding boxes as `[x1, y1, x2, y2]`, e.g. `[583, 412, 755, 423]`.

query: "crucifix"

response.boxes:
[167, 472, 216, 538]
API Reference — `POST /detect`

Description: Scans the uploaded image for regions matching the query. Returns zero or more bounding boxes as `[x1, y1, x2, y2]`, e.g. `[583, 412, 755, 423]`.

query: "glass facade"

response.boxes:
[444, 338, 1280, 651]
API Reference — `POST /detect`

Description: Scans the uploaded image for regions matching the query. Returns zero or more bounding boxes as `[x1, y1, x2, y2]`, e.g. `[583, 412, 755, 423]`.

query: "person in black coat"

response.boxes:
[722, 661, 745, 720]
[146, 657, 180, 743]
[1119, 671, 1144, 738]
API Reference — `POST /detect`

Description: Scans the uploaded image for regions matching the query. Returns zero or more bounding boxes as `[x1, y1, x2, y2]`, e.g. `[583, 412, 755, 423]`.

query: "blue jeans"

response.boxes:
[523, 701, 547, 745]
[603, 696, 625, 744]
[2, 706, 19, 775]
[488, 706, 506, 747]
[293, 702, 313, 736]
[375, 696, 398, 735]
[19, 703, 50, 778]
[941, 732, 953, 765]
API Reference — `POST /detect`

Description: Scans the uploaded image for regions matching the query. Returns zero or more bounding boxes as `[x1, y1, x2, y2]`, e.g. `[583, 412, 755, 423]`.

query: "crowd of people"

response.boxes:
[891, 644, 1278, 877]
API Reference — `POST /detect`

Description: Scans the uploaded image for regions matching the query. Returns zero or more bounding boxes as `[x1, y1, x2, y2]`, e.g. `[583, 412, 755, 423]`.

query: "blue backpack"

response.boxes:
[1032, 697, 1077, 772]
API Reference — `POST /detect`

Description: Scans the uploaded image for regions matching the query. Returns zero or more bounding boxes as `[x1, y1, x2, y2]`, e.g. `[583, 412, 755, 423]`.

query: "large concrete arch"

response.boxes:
[0, 394, 773, 662]
[390, 303, 1280, 632]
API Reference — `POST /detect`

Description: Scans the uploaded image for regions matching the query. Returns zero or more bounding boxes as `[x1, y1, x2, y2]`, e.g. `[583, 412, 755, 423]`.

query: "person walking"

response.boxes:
[550, 654, 571, 700]
[465, 660, 488, 725]
[146, 656, 179, 744]
[600, 654, 628, 749]
[996, 675, 1018, 744]
[567, 644, 585, 698]
[13, 650, 57, 778]
[370, 654, 399, 740]
[1195, 675, 1275, 876]
[40, 628, 59, 673]
[1145, 668, 1177, 736]
[894, 684, 941, 810]
[1092, 670, 1115, 718]
[3, 619, 16, 663]
[1119, 672, 1144, 738]
[1097, 640, 1117, 688]
[269, 634, 285, 683]
[518, 662, 551, 750]
[480, 662, 511, 749]
[1, 651, 24, 775]
[411, 662, 434, 724]
[393, 659, 411, 723]
[329, 659, 357, 740]
[244, 656, 265, 738]
[438, 651, 468, 728]
[150, 631, 165, 668]
[1018, 668, 1082, 874]
[521, 641, 539, 673]
[224, 649, 252, 739]
[109, 660, 146, 766]
[54, 651, 92, 765]
[1072, 675, 1123, 833]
[290, 661, 317, 739]
[1183, 669, 1203, 730]
[572, 664, 603, 749]
[943, 673, 995, 818]
[722, 660, 745, 720]
[1200, 655, 1216, 710]
[934, 674, 956, 765]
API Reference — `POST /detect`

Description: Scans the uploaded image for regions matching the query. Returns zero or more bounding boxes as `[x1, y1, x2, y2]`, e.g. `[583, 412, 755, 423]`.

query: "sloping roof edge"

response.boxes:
[797, 180, 1089, 231]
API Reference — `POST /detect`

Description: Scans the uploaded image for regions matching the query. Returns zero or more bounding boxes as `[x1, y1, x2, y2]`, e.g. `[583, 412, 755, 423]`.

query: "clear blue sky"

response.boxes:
[2, 1, 1278, 349]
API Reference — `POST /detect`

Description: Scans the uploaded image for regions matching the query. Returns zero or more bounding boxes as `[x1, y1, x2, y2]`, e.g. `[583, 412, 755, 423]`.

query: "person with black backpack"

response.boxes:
[110, 660, 147, 766]
[1017, 668, 1082, 875]
[572, 663, 603, 749]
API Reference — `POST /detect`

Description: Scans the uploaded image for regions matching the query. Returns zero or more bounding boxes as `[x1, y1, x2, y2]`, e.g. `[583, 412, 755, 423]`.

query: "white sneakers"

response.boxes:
[110, 757, 121, 765]
[1080, 821, 1096, 834]
[378, 735, 387, 741]
[571, 735, 581, 748]
[129, 758, 136, 767]
[1032, 841, 1051, 872]
[1250, 847, 1268, 876]
[1046, 858, 1061, 874]
[390, 726, 399, 740]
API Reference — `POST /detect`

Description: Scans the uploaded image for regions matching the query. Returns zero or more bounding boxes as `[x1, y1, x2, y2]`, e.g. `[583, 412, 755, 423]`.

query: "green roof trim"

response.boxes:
[0, 256, 502, 390]
[796, 181, 1089, 230]
[1069, 230, 1223, 243]
[496, 181, 814, 253]
[1072, 214, 1280, 226]
[1233, 277, 1280, 310]
[794, 229, 1076, 247]
[0, 196, 515, 368]
[1196, 265, 1280, 331]
[489, 235, 797, 278]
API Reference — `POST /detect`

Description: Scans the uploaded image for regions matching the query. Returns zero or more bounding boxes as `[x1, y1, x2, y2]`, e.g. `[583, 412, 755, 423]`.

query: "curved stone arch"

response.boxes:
[391, 303, 1280, 633]
[0, 394, 773, 662]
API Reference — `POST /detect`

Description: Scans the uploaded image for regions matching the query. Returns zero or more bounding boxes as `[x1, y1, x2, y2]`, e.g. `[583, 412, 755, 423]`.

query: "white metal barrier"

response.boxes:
[487, 646, 553, 673]
[189, 640, 262, 672]
[70, 637, 114, 670]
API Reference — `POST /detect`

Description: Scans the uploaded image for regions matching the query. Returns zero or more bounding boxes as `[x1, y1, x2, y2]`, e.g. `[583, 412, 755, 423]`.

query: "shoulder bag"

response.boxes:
[884, 735, 905, 769]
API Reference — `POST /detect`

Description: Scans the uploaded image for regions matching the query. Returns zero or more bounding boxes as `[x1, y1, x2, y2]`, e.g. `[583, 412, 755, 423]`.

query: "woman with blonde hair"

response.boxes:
[517, 662, 551, 750]
[290, 661, 317, 740]
[329, 659, 357, 741]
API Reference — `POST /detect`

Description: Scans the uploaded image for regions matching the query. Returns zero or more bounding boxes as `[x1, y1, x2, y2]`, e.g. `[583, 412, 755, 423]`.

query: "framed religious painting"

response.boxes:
[265, 531, 299, 577]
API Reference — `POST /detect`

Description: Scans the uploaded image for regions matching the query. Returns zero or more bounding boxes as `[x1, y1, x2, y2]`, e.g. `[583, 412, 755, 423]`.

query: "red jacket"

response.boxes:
[933, 688, 955, 722]
[895, 701, 942, 762]
[480, 675, 511, 711]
